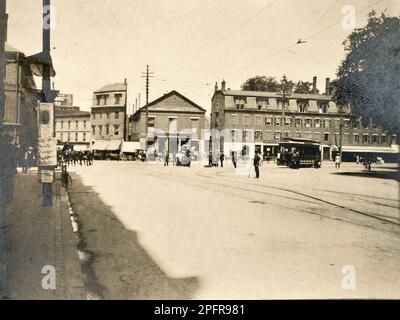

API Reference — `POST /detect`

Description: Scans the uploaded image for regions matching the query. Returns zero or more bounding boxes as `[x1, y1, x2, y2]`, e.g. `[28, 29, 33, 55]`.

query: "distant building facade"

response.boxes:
[54, 93, 74, 107]
[55, 106, 91, 151]
[128, 90, 207, 159]
[211, 79, 397, 161]
[90, 81, 127, 151]
[3, 43, 39, 148]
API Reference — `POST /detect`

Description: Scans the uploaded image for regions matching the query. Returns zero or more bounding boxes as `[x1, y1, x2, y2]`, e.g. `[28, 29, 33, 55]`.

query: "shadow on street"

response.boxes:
[68, 172, 199, 300]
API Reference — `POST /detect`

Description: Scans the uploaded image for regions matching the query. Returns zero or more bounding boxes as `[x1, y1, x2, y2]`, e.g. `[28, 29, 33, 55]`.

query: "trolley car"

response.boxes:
[277, 138, 321, 168]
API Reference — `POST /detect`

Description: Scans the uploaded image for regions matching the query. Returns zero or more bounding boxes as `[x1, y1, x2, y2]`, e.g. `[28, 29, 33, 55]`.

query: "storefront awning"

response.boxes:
[92, 140, 110, 151]
[107, 140, 122, 151]
[342, 145, 398, 153]
[121, 142, 141, 153]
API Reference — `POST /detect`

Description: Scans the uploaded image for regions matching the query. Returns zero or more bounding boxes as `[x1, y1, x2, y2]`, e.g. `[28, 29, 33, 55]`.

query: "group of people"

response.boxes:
[58, 149, 94, 167]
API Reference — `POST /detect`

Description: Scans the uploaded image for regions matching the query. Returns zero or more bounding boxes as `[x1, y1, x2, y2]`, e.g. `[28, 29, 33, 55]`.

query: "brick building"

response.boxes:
[91, 81, 127, 152]
[211, 79, 397, 161]
[128, 90, 207, 160]
[3, 43, 39, 148]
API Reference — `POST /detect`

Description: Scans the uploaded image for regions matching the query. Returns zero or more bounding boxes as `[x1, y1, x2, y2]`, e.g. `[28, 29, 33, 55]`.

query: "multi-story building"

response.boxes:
[3, 43, 39, 148]
[55, 106, 91, 151]
[91, 81, 127, 152]
[128, 90, 207, 159]
[211, 79, 398, 161]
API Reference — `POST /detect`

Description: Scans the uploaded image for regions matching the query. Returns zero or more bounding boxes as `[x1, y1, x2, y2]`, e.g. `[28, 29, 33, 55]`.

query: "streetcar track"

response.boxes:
[200, 170, 400, 227]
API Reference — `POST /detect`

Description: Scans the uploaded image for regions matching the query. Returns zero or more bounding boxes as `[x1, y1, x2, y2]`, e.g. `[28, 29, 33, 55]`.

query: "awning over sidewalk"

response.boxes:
[107, 140, 122, 151]
[121, 142, 141, 153]
[342, 145, 399, 153]
[92, 140, 122, 151]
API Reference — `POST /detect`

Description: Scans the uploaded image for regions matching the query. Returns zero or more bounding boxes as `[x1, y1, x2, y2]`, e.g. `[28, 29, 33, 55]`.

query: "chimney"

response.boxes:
[325, 77, 330, 95]
[312, 76, 317, 94]
[221, 79, 226, 91]
[124, 78, 127, 86]
[214, 82, 218, 92]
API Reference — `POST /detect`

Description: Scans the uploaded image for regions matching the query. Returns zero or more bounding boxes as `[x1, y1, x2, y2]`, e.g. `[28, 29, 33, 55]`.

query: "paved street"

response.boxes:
[67, 161, 400, 299]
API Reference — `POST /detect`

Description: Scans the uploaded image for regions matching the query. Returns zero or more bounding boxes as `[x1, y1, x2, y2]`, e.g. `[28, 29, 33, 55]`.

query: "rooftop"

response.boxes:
[94, 83, 127, 93]
[217, 90, 333, 101]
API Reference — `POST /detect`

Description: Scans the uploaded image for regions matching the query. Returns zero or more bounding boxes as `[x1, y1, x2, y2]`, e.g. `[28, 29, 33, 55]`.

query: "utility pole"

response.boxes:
[338, 104, 344, 159]
[278, 75, 292, 138]
[141, 65, 154, 150]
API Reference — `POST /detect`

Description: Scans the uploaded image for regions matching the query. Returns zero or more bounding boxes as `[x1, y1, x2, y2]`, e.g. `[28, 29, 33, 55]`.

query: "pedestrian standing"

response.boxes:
[208, 152, 212, 167]
[356, 155, 359, 165]
[220, 153, 225, 168]
[335, 154, 342, 169]
[232, 152, 237, 168]
[254, 151, 261, 179]
[22, 148, 29, 174]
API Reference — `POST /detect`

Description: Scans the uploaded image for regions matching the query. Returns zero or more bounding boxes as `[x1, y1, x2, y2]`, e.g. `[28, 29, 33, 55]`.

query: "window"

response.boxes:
[274, 117, 281, 126]
[148, 117, 155, 128]
[255, 116, 261, 126]
[83, 121, 87, 129]
[284, 131, 290, 138]
[99, 125, 103, 135]
[255, 130, 262, 141]
[318, 102, 329, 113]
[169, 118, 177, 132]
[243, 130, 250, 142]
[285, 117, 292, 127]
[234, 97, 246, 109]
[231, 114, 238, 125]
[96, 95, 101, 105]
[60, 133, 63, 141]
[305, 132, 312, 139]
[67, 133, 71, 142]
[324, 133, 329, 142]
[103, 94, 109, 105]
[343, 119, 350, 128]
[372, 135, 378, 144]
[92, 126, 95, 135]
[297, 100, 309, 113]
[106, 125, 110, 135]
[61, 121, 64, 130]
[114, 112, 119, 120]
[274, 131, 281, 141]
[323, 119, 330, 128]
[106, 112, 110, 120]
[265, 117, 272, 126]
[68, 121, 71, 129]
[354, 134, 359, 143]
[257, 98, 269, 110]
[75, 133, 78, 141]
[363, 134, 370, 143]
[314, 119, 321, 128]
[277, 98, 289, 110]
[334, 119, 340, 128]
[305, 118, 312, 128]
[114, 125, 120, 136]
[76, 121, 79, 129]
[191, 119, 199, 131]
[244, 115, 251, 126]
[115, 94, 123, 105]
[381, 135, 387, 144]
[295, 118, 302, 127]
[83, 133, 86, 142]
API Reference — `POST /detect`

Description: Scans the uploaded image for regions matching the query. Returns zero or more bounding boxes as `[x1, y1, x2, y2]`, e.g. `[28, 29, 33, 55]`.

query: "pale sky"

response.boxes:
[6, 0, 400, 114]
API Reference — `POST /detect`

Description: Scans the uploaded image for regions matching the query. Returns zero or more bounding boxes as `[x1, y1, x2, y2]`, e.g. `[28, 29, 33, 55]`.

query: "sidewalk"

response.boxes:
[3, 172, 85, 299]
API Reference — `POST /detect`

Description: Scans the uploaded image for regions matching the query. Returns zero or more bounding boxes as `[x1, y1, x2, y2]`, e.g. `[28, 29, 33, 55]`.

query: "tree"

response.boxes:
[241, 75, 297, 93]
[241, 76, 280, 92]
[336, 11, 400, 134]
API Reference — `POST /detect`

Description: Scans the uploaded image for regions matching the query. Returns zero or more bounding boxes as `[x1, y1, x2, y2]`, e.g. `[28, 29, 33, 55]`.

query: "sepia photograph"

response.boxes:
[0, 0, 399, 309]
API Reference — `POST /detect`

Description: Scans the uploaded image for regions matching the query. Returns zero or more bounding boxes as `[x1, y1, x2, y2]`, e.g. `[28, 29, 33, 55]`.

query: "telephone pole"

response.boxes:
[141, 65, 154, 150]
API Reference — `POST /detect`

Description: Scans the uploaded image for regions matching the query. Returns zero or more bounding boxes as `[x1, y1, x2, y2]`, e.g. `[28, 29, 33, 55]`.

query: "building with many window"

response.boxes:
[211, 79, 398, 161]
[3, 43, 40, 148]
[55, 106, 91, 151]
[128, 90, 207, 160]
[90, 81, 127, 152]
